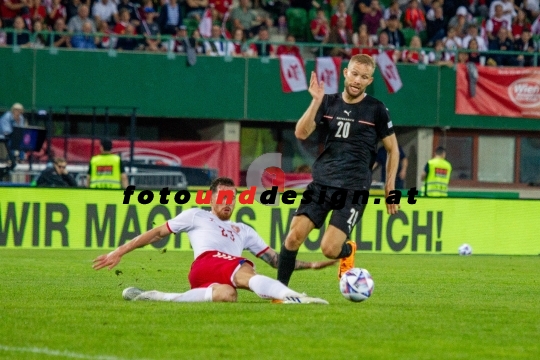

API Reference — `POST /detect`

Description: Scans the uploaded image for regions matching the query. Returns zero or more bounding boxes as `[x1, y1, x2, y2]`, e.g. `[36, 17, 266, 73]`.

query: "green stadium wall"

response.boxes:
[2, 47, 540, 130]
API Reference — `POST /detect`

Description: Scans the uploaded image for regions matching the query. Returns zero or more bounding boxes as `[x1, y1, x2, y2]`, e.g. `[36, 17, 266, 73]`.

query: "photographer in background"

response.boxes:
[36, 157, 78, 187]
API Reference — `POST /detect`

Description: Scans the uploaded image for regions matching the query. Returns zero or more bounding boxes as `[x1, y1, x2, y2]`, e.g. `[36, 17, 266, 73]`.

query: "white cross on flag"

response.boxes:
[376, 51, 402, 94]
[198, 8, 212, 38]
[279, 55, 307, 93]
[316, 57, 342, 94]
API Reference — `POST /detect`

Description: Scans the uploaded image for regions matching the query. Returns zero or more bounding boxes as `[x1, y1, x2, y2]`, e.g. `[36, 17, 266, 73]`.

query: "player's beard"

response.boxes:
[344, 80, 365, 99]
[215, 207, 233, 221]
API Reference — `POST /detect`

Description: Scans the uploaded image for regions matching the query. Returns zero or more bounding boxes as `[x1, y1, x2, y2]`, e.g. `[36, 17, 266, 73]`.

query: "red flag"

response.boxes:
[316, 57, 342, 94]
[199, 8, 212, 38]
[376, 51, 402, 93]
[279, 55, 307, 93]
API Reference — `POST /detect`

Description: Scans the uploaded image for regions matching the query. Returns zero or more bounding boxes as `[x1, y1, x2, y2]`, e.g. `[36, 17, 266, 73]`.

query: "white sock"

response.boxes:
[158, 288, 213, 302]
[248, 275, 302, 300]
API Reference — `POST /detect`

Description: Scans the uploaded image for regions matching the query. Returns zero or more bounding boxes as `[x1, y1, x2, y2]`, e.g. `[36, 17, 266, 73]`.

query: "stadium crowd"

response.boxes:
[0, 0, 539, 65]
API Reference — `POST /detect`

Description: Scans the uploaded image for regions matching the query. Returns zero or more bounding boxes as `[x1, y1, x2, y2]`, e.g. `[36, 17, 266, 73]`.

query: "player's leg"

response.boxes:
[277, 214, 316, 285]
[277, 182, 330, 286]
[122, 284, 237, 302]
[234, 263, 328, 304]
[323, 201, 366, 279]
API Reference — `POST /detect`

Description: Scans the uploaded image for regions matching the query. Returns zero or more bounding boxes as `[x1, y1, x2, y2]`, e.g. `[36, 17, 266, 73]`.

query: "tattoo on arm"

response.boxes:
[259, 251, 279, 268]
[294, 260, 312, 270]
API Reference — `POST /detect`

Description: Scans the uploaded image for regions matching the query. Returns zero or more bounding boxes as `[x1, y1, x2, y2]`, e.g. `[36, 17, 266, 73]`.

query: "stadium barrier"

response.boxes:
[1, 187, 539, 255]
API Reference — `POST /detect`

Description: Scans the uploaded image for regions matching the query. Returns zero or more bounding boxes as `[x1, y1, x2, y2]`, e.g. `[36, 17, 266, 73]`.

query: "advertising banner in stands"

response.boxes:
[455, 64, 540, 118]
[47, 138, 239, 184]
[1, 188, 540, 255]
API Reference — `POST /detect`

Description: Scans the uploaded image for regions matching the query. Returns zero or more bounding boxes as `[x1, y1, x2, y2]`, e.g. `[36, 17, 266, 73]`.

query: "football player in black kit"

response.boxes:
[277, 54, 401, 286]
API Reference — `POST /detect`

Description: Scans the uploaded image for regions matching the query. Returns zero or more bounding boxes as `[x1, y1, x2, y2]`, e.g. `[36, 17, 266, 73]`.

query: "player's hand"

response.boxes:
[385, 188, 400, 215]
[92, 251, 122, 270]
[310, 259, 338, 269]
[308, 71, 325, 103]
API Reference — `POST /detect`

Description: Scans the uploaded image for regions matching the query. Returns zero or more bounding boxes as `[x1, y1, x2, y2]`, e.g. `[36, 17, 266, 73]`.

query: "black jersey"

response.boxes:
[311, 93, 395, 190]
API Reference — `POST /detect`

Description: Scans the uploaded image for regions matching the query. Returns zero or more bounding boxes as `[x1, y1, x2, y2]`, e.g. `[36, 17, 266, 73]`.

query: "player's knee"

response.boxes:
[321, 242, 340, 259]
[285, 227, 306, 249]
[212, 285, 237, 302]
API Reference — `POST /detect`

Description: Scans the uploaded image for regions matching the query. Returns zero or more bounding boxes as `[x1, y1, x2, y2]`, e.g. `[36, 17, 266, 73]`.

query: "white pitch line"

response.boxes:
[0, 344, 146, 360]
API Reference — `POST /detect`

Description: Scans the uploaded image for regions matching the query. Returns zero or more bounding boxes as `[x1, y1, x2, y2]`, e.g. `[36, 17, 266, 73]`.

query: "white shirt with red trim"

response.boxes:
[167, 208, 269, 259]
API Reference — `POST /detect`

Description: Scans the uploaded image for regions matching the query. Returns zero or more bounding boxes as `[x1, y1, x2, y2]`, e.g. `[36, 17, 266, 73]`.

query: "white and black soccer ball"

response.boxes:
[458, 244, 473, 256]
[339, 268, 374, 302]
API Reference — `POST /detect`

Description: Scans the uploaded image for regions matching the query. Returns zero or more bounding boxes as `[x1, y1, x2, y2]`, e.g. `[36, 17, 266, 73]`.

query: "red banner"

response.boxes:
[455, 64, 540, 118]
[47, 138, 240, 183]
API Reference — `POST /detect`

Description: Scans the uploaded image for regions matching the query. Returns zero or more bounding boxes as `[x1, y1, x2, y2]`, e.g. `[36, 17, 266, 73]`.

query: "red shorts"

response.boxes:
[188, 251, 254, 289]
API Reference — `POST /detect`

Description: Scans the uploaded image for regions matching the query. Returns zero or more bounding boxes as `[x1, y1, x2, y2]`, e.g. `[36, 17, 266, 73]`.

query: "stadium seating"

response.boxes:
[286, 8, 308, 41]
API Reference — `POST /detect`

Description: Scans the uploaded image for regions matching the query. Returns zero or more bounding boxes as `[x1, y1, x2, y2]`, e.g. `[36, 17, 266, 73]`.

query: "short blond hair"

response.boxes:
[349, 54, 376, 71]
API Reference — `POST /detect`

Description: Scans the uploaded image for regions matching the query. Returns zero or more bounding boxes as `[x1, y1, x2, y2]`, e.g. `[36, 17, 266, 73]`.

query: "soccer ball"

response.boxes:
[339, 268, 374, 302]
[458, 244, 473, 256]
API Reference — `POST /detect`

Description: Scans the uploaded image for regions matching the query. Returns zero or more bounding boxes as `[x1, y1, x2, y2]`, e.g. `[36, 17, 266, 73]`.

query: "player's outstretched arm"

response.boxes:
[295, 71, 325, 140]
[92, 224, 171, 270]
[382, 134, 400, 215]
[258, 248, 338, 270]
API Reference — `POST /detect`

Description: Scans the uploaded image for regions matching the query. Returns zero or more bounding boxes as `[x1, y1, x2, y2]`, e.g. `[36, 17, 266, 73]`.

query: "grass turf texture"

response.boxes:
[0, 250, 538, 360]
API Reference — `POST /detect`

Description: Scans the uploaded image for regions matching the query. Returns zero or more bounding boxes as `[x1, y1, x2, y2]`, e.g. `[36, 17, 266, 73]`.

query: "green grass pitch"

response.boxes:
[0, 250, 539, 360]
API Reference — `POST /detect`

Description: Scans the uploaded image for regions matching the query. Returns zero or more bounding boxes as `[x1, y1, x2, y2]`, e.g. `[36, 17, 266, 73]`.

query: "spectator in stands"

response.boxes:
[113, 9, 131, 34]
[92, 0, 119, 27]
[466, 38, 484, 64]
[404, 0, 426, 31]
[448, 6, 472, 37]
[354, 0, 372, 30]
[175, 25, 197, 53]
[0, 0, 25, 27]
[376, 31, 399, 62]
[47, 0, 67, 28]
[52, 18, 71, 48]
[140, 6, 161, 51]
[486, 3, 512, 47]
[67, 4, 96, 33]
[326, 17, 352, 58]
[230, 28, 247, 56]
[185, 0, 208, 21]
[230, 0, 268, 39]
[277, 33, 302, 60]
[71, 20, 98, 49]
[488, 27, 516, 65]
[524, 0, 540, 21]
[251, 26, 275, 57]
[442, 26, 462, 60]
[25, 0, 47, 30]
[383, 0, 402, 21]
[158, 0, 183, 35]
[511, 9, 531, 40]
[36, 157, 78, 187]
[427, 38, 454, 66]
[515, 29, 536, 66]
[363, 0, 384, 41]
[402, 35, 425, 63]
[426, 3, 447, 45]
[0, 19, 7, 46]
[6, 16, 30, 47]
[381, 14, 406, 48]
[331, 1, 353, 34]
[66, 0, 82, 23]
[352, 23, 371, 47]
[97, 20, 112, 48]
[310, 8, 329, 44]
[117, 23, 141, 50]
[532, 13, 540, 36]
[30, 19, 48, 48]
[420, 0, 433, 15]
[462, 23, 487, 50]
[489, 0, 516, 28]
[210, 0, 233, 21]
[191, 28, 207, 54]
[205, 24, 234, 56]
[351, 30, 376, 56]
[117, 0, 141, 27]
[0, 103, 26, 168]
[87, 138, 128, 189]
[456, 48, 469, 63]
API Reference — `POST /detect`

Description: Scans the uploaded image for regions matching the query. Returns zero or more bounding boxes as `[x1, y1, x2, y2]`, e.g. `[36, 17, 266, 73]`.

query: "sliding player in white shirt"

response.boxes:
[93, 177, 335, 304]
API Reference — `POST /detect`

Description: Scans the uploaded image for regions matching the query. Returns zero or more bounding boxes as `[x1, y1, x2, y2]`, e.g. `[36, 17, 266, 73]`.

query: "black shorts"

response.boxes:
[295, 182, 367, 237]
